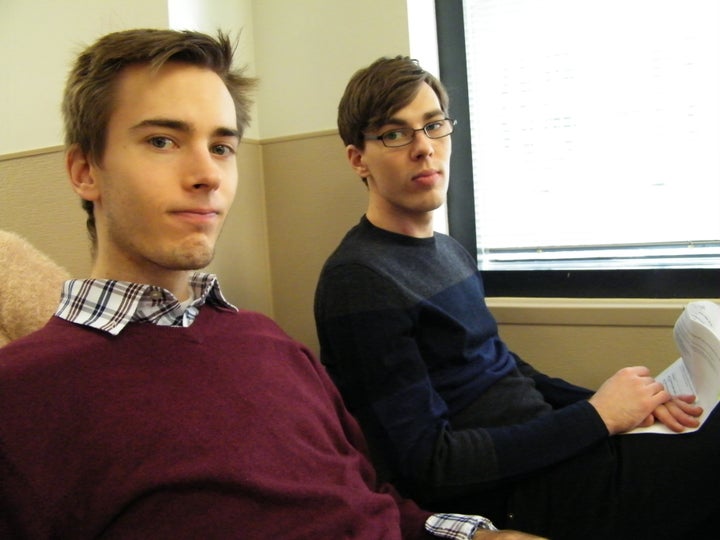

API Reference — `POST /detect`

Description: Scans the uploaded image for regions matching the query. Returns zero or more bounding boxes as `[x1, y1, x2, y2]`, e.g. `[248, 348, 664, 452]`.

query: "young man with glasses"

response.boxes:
[314, 55, 719, 539]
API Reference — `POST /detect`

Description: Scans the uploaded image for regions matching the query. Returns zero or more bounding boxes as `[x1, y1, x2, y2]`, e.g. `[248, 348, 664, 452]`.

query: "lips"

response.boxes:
[412, 169, 442, 187]
[170, 208, 220, 225]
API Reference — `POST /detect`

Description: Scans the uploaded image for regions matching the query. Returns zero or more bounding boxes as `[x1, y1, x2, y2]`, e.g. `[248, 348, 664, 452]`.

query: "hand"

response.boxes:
[589, 366, 670, 435]
[473, 529, 549, 539]
[646, 394, 702, 432]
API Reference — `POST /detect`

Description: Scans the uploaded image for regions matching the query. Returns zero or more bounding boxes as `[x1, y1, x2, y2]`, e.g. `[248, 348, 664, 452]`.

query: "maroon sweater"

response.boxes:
[0, 306, 432, 539]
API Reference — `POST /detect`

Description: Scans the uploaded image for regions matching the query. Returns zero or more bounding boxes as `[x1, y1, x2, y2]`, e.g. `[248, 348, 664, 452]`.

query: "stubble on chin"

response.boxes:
[165, 238, 216, 271]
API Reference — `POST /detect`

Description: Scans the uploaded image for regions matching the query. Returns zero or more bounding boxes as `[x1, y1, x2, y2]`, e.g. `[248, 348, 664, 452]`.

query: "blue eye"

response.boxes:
[425, 121, 444, 133]
[148, 136, 174, 149]
[382, 129, 412, 143]
[384, 130, 404, 141]
[212, 144, 236, 156]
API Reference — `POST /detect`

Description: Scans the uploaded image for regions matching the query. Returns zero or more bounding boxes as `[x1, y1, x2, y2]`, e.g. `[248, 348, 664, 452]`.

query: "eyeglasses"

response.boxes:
[364, 118, 457, 148]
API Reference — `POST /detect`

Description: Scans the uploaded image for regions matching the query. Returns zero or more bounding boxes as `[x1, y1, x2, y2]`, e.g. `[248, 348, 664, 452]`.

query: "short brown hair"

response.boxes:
[337, 56, 450, 150]
[62, 28, 256, 247]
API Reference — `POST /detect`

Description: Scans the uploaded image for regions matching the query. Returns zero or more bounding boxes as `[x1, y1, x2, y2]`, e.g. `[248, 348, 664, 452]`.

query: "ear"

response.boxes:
[346, 144, 370, 179]
[66, 145, 101, 202]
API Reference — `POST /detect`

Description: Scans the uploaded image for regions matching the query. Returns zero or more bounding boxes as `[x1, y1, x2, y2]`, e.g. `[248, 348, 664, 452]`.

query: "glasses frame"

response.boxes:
[364, 118, 457, 148]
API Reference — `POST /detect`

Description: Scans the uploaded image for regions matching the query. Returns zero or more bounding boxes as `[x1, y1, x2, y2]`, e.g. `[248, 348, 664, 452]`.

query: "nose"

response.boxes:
[185, 146, 222, 191]
[409, 129, 435, 159]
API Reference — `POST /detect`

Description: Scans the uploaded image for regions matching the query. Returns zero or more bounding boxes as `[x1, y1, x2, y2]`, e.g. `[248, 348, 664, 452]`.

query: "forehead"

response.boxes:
[110, 62, 236, 128]
[385, 83, 444, 124]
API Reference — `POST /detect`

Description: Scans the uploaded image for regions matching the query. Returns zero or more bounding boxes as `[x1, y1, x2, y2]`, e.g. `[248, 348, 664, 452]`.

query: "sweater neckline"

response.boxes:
[360, 215, 437, 247]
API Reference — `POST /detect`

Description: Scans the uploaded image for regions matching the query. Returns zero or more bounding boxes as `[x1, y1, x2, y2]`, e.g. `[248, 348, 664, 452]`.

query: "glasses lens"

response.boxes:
[377, 119, 455, 147]
[382, 128, 413, 147]
[425, 119, 454, 139]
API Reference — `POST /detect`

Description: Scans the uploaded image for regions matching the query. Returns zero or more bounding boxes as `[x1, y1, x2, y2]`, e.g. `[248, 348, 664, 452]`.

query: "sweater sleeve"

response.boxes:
[315, 264, 608, 496]
[513, 354, 595, 407]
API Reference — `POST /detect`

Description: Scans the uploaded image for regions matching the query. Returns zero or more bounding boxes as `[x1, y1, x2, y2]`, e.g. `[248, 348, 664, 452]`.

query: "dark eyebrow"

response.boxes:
[383, 109, 446, 127]
[214, 126, 241, 139]
[131, 118, 240, 139]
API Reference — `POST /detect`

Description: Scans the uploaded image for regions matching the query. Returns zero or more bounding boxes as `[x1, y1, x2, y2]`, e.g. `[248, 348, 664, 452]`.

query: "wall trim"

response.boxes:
[261, 129, 338, 145]
[0, 145, 64, 161]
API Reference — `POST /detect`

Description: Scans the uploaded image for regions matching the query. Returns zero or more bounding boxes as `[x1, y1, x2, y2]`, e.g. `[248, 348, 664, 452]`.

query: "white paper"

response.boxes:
[629, 301, 720, 435]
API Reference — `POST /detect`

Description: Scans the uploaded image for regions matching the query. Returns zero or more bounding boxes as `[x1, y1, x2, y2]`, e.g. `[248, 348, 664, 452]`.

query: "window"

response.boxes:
[435, 0, 720, 297]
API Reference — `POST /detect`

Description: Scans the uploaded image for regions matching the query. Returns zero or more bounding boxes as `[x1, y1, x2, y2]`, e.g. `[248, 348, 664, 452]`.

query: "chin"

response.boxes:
[185, 251, 215, 270]
[418, 198, 445, 214]
[167, 241, 215, 270]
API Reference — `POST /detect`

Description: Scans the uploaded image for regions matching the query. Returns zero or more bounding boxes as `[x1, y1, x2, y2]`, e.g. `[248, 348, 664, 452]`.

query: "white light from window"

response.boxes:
[463, 0, 720, 269]
[168, 0, 201, 31]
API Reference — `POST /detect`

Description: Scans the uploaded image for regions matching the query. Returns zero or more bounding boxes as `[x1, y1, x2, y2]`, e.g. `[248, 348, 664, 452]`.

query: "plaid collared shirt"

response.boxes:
[53, 272, 497, 537]
[426, 513, 497, 538]
[54, 272, 236, 335]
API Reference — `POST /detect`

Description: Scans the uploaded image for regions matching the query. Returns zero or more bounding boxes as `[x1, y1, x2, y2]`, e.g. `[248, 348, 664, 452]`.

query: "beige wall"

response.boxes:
[0, 149, 90, 277]
[1, 0, 716, 391]
[207, 141, 272, 315]
[263, 132, 366, 346]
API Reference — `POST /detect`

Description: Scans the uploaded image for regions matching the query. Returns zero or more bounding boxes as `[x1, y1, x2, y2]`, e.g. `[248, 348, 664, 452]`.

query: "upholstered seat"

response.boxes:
[0, 230, 69, 347]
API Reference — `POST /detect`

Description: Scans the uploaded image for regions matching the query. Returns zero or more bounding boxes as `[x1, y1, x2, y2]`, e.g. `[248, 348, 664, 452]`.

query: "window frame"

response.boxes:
[435, 0, 720, 298]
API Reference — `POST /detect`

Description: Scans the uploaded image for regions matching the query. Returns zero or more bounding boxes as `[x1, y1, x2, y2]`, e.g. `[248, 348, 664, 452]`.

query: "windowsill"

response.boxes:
[485, 297, 702, 327]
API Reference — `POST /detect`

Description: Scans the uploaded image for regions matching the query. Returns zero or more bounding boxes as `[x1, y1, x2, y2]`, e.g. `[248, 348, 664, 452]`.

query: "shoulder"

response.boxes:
[322, 219, 378, 268]
[316, 224, 405, 305]
[228, 307, 292, 338]
[321, 218, 436, 275]
[1, 316, 91, 355]
[434, 231, 477, 264]
[0, 317, 103, 390]
[202, 306, 313, 358]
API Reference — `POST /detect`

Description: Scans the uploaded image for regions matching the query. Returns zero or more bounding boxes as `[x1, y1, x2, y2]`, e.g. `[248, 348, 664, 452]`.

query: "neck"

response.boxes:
[365, 208, 434, 239]
[90, 260, 194, 302]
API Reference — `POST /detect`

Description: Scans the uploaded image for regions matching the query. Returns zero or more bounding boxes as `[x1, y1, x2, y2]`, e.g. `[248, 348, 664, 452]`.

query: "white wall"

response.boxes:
[167, 0, 260, 141]
[0, 0, 169, 155]
[252, 0, 409, 139]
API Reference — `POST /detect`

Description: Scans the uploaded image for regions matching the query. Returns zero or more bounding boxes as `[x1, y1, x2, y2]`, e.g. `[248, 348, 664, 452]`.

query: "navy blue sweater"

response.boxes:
[315, 217, 607, 501]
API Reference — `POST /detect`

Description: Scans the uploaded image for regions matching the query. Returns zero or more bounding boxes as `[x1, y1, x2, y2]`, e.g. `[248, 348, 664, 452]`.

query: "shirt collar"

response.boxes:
[54, 272, 236, 336]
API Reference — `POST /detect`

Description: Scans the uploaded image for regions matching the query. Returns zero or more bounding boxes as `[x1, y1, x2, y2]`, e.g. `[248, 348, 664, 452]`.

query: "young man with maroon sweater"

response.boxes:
[0, 29, 541, 540]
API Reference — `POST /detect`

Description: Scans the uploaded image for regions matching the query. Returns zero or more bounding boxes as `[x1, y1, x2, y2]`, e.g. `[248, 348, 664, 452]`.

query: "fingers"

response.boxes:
[629, 367, 671, 401]
[590, 367, 673, 434]
[591, 367, 702, 434]
[630, 365, 652, 377]
[672, 396, 703, 416]
[652, 397, 703, 432]
[643, 378, 671, 410]
[652, 404, 688, 432]
[639, 414, 655, 427]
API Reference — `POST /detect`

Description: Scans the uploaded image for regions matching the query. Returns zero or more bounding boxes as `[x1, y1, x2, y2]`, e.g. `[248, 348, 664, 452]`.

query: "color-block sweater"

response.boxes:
[314, 217, 607, 502]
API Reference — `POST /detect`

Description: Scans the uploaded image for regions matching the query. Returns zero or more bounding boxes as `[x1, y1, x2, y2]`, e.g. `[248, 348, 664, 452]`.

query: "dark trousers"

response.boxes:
[506, 408, 720, 539]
